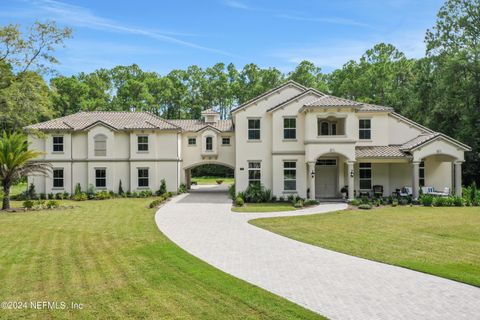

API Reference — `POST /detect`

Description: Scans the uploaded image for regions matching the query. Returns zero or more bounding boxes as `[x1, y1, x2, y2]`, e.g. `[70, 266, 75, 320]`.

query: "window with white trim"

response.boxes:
[52, 136, 64, 152]
[248, 119, 260, 140]
[138, 168, 149, 187]
[137, 135, 149, 152]
[283, 118, 296, 139]
[359, 163, 372, 189]
[205, 137, 213, 151]
[283, 162, 296, 191]
[188, 137, 196, 145]
[53, 168, 64, 188]
[419, 161, 425, 187]
[248, 162, 261, 186]
[94, 134, 107, 156]
[95, 168, 106, 188]
[359, 119, 371, 140]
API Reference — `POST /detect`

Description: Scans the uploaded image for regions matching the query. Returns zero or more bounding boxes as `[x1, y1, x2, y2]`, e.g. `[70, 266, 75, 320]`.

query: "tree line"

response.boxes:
[0, 0, 479, 184]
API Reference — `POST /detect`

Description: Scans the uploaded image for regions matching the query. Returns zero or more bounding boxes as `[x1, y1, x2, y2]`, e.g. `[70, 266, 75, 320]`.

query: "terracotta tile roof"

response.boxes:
[358, 103, 394, 112]
[306, 95, 363, 107]
[400, 133, 440, 150]
[356, 145, 408, 158]
[168, 119, 233, 132]
[25, 111, 179, 131]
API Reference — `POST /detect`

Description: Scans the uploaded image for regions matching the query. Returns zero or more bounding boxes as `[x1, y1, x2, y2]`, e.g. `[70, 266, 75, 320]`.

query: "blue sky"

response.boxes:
[1, 0, 444, 76]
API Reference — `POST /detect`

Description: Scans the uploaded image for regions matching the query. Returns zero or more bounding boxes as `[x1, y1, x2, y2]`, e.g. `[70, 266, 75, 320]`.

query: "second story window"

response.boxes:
[359, 119, 371, 140]
[248, 119, 260, 140]
[283, 118, 296, 139]
[52, 136, 64, 152]
[94, 134, 107, 156]
[206, 137, 213, 151]
[222, 137, 230, 145]
[137, 135, 149, 152]
[188, 137, 196, 145]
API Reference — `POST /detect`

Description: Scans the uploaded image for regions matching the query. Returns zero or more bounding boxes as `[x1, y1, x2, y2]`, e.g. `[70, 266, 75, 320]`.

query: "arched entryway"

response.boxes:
[184, 162, 234, 190]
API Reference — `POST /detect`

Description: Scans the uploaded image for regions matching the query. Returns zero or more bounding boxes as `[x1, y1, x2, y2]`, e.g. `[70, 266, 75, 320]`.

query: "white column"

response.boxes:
[185, 169, 191, 190]
[347, 161, 355, 201]
[308, 162, 316, 200]
[412, 161, 420, 200]
[454, 161, 462, 196]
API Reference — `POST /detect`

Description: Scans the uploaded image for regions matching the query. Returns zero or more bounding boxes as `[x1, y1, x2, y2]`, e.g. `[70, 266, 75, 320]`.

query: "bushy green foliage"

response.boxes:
[358, 204, 372, 210]
[46, 200, 59, 209]
[228, 183, 235, 199]
[391, 199, 399, 207]
[239, 184, 272, 203]
[149, 197, 165, 208]
[304, 199, 319, 206]
[55, 192, 64, 200]
[23, 199, 34, 209]
[74, 183, 82, 195]
[72, 192, 87, 201]
[293, 199, 304, 208]
[349, 199, 360, 206]
[157, 179, 167, 196]
[27, 183, 36, 200]
[235, 197, 244, 206]
[94, 191, 111, 200]
[420, 194, 434, 206]
[178, 183, 187, 194]
[452, 196, 464, 207]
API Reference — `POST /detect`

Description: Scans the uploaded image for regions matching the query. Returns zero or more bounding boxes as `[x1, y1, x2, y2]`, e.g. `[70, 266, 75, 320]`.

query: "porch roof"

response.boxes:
[355, 145, 408, 158]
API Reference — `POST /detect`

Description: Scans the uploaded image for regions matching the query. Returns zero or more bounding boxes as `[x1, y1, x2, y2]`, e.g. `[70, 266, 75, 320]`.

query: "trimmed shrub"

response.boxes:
[63, 191, 70, 199]
[216, 180, 224, 185]
[433, 196, 450, 207]
[358, 204, 372, 210]
[74, 183, 82, 195]
[94, 191, 111, 200]
[27, 183, 36, 199]
[293, 199, 304, 208]
[228, 184, 235, 199]
[178, 183, 187, 194]
[242, 184, 272, 203]
[46, 200, 59, 209]
[72, 192, 87, 201]
[157, 179, 167, 196]
[235, 196, 244, 206]
[349, 199, 360, 206]
[304, 199, 319, 206]
[55, 193, 64, 200]
[48, 193, 55, 200]
[391, 199, 398, 207]
[452, 196, 464, 207]
[23, 199, 34, 209]
[420, 194, 434, 206]
[118, 180, 124, 196]
[149, 197, 165, 208]
[278, 196, 285, 202]
[39, 193, 46, 200]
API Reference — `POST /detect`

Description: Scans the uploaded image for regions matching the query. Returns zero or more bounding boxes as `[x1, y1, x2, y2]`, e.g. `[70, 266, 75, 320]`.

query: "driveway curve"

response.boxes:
[155, 185, 480, 320]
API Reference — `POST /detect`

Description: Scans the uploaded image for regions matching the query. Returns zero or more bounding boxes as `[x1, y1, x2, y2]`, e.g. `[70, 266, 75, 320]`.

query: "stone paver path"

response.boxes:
[155, 185, 480, 320]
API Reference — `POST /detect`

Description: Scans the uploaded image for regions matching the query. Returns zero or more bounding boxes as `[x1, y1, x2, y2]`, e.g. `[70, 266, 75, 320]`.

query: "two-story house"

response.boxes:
[26, 80, 470, 201]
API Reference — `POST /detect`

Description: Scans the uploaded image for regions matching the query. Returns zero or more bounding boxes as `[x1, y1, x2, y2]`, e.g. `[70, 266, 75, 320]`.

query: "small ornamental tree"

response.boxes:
[0, 132, 51, 210]
[118, 180, 124, 196]
[157, 179, 167, 196]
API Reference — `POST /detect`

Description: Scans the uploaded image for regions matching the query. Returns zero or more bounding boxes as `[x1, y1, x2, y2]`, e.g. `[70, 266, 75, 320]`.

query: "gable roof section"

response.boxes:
[168, 119, 233, 132]
[231, 80, 307, 114]
[25, 111, 179, 131]
[400, 133, 471, 151]
[267, 88, 325, 112]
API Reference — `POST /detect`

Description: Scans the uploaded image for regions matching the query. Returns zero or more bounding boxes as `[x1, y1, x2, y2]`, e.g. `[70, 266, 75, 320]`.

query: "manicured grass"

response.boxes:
[232, 203, 298, 212]
[192, 176, 234, 185]
[0, 198, 322, 319]
[251, 206, 480, 287]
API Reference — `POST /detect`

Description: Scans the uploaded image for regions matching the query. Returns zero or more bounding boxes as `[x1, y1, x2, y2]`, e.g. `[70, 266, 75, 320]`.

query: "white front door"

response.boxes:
[315, 161, 337, 198]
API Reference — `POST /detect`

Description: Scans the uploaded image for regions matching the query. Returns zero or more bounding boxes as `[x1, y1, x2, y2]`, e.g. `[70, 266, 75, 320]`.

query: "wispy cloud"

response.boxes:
[221, 0, 369, 27]
[23, 0, 231, 56]
[276, 14, 370, 28]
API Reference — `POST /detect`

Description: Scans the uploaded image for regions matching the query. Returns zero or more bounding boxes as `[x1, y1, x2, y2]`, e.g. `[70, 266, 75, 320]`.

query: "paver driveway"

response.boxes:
[155, 185, 480, 320]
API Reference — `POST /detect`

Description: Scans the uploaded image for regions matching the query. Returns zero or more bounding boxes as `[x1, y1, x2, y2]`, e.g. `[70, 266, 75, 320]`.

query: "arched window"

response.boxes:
[320, 122, 330, 136]
[94, 134, 107, 156]
[205, 136, 213, 151]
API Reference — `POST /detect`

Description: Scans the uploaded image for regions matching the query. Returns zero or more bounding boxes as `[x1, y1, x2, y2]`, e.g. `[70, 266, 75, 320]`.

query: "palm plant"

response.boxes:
[0, 132, 51, 210]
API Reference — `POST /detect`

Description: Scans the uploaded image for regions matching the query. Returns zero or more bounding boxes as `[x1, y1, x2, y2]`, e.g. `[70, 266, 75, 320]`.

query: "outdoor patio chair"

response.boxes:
[399, 187, 412, 197]
[430, 187, 450, 196]
[372, 185, 383, 197]
[421, 186, 435, 194]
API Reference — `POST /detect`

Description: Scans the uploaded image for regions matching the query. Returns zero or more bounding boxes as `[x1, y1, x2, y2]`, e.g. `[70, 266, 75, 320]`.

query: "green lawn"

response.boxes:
[232, 203, 298, 213]
[192, 176, 234, 185]
[251, 206, 480, 287]
[0, 199, 322, 319]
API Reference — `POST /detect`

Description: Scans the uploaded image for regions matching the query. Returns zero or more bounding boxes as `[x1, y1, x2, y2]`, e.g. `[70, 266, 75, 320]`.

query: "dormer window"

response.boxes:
[137, 135, 149, 152]
[52, 136, 64, 153]
[94, 134, 107, 156]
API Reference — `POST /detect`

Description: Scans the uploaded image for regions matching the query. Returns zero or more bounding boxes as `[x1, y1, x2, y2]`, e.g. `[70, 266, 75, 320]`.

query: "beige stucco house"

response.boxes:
[26, 80, 470, 201]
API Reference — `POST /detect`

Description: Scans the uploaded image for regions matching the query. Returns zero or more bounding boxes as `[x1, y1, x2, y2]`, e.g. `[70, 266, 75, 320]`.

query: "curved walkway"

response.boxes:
[155, 185, 480, 320]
